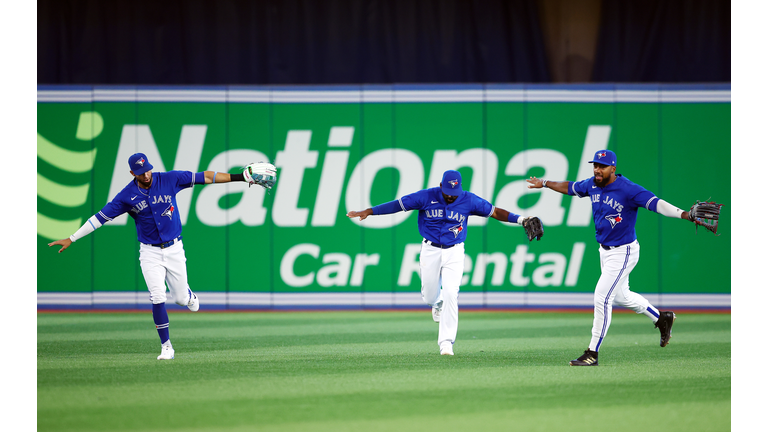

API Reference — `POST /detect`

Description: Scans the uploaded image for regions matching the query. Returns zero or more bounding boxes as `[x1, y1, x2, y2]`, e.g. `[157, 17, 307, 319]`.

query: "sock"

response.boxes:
[152, 303, 170, 344]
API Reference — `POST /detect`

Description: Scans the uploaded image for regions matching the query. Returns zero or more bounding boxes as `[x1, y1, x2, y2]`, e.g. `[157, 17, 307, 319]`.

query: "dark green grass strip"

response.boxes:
[38, 312, 730, 432]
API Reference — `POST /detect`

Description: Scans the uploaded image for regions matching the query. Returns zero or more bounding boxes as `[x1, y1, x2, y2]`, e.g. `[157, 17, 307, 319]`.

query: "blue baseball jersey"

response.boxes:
[94, 171, 200, 244]
[396, 187, 495, 245]
[569, 174, 658, 246]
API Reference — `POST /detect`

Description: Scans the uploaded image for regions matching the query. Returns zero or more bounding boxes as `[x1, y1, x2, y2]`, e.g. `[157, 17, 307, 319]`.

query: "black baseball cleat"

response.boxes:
[655, 311, 676, 347]
[569, 349, 598, 366]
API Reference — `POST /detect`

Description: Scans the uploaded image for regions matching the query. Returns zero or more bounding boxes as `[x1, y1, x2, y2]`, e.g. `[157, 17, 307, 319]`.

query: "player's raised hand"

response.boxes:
[526, 176, 544, 188]
[48, 238, 73, 253]
[346, 209, 373, 221]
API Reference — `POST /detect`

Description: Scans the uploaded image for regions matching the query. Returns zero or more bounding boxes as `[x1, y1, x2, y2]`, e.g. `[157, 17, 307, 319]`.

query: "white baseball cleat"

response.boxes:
[439, 342, 454, 356]
[432, 300, 443, 323]
[157, 343, 175, 360]
[187, 292, 199, 312]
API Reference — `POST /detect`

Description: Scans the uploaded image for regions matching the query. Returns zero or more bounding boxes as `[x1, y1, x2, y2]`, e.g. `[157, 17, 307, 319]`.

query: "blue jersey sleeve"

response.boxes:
[372, 200, 405, 215]
[194, 172, 206, 185]
[399, 189, 429, 211]
[570, 178, 593, 197]
[469, 193, 494, 217]
[94, 185, 133, 224]
[167, 170, 196, 192]
[96, 198, 131, 224]
[626, 183, 658, 211]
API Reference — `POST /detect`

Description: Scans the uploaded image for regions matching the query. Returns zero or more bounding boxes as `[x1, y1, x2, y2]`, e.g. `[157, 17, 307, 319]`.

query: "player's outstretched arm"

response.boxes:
[346, 208, 373, 221]
[202, 162, 277, 190]
[204, 171, 244, 184]
[48, 238, 73, 253]
[526, 176, 570, 195]
[49, 215, 103, 253]
[655, 199, 703, 224]
[490, 207, 532, 224]
[490, 207, 515, 223]
[490, 207, 544, 241]
[348, 200, 404, 221]
[654, 199, 692, 221]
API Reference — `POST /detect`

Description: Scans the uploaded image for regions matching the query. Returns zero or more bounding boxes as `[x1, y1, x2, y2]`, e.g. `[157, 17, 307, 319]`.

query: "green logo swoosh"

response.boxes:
[37, 111, 101, 240]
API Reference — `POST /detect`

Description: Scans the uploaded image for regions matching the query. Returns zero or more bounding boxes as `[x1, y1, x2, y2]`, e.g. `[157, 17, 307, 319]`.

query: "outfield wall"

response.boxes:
[37, 84, 731, 310]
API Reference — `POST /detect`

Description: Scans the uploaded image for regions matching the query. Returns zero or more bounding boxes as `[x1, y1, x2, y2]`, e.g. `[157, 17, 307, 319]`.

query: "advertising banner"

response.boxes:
[37, 85, 731, 308]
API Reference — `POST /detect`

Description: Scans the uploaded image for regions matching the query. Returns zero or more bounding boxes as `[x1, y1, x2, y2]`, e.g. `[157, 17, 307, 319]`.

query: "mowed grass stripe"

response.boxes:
[38, 312, 730, 432]
[39, 357, 730, 407]
[36, 333, 730, 373]
[37, 311, 593, 338]
[39, 385, 729, 432]
[199, 401, 731, 432]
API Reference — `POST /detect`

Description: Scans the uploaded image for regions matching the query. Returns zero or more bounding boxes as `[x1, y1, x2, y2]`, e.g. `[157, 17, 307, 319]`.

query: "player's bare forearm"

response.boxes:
[346, 208, 373, 221]
[48, 238, 73, 253]
[203, 171, 250, 184]
[204, 171, 239, 184]
[490, 208, 511, 222]
[526, 176, 570, 195]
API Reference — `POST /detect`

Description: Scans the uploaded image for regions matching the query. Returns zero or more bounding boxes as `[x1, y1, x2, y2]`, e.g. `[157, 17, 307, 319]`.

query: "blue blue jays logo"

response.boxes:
[448, 179, 459, 188]
[605, 213, 623, 228]
[136, 157, 146, 166]
[161, 202, 175, 219]
[596, 152, 606, 159]
[449, 224, 463, 238]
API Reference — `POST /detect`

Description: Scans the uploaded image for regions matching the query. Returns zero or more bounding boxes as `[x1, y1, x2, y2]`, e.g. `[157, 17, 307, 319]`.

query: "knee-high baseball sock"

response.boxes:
[152, 303, 170, 344]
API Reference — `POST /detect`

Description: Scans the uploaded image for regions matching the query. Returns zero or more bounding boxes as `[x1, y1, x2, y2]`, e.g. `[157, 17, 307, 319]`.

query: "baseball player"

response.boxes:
[526, 149, 697, 366]
[347, 170, 541, 356]
[48, 153, 275, 360]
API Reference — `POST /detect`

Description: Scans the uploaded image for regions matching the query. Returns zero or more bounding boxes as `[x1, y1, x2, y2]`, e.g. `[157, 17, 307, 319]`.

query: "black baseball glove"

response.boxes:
[688, 200, 723, 235]
[522, 216, 544, 242]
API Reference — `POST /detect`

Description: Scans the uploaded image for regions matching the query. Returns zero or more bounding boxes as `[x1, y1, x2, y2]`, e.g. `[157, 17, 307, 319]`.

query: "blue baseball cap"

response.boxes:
[128, 153, 154, 175]
[440, 170, 463, 196]
[588, 149, 617, 166]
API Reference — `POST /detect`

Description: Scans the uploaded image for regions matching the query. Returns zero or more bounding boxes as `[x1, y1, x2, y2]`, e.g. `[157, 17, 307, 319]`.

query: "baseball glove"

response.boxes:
[688, 200, 723, 235]
[522, 216, 544, 242]
[243, 162, 277, 190]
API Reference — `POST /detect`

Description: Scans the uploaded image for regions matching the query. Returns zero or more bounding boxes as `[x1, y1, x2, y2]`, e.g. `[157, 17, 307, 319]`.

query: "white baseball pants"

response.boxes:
[420, 242, 465, 349]
[590, 240, 659, 351]
[139, 240, 193, 306]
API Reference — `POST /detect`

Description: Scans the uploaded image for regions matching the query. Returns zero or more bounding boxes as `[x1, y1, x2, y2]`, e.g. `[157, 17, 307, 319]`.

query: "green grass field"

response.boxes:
[37, 311, 731, 432]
